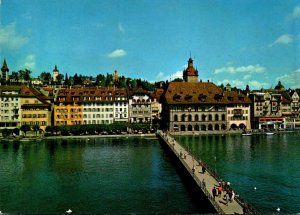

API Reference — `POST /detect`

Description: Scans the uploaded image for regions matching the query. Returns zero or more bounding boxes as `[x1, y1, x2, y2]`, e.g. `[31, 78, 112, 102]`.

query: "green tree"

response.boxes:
[20, 124, 31, 137]
[18, 70, 26, 80]
[2, 128, 11, 137]
[56, 74, 64, 84]
[53, 126, 60, 135]
[13, 128, 20, 135]
[45, 126, 54, 134]
[117, 76, 127, 88]
[10, 71, 20, 82]
[40, 72, 52, 84]
[131, 79, 137, 88]
[172, 78, 183, 82]
[64, 73, 71, 86]
[32, 124, 40, 136]
[105, 73, 113, 86]
[24, 69, 31, 82]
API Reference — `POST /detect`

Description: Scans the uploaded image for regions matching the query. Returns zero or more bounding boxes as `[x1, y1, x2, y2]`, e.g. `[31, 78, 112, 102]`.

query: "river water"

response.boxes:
[177, 132, 300, 214]
[0, 137, 210, 214]
[1, 133, 299, 214]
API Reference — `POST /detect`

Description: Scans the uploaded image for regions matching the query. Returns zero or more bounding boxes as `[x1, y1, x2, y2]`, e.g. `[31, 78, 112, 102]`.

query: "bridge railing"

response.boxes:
[157, 131, 258, 214]
[157, 131, 224, 214]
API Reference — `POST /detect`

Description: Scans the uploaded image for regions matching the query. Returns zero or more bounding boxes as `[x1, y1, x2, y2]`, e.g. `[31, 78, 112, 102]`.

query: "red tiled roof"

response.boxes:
[55, 87, 128, 103]
[163, 82, 251, 105]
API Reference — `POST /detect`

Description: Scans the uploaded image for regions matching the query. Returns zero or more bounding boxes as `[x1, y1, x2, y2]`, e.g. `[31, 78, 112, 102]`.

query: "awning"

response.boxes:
[259, 117, 283, 121]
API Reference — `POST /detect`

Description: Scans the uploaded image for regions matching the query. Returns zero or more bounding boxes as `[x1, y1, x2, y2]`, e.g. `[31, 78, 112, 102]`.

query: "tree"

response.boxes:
[24, 69, 31, 82]
[2, 128, 11, 137]
[64, 73, 71, 86]
[40, 72, 52, 84]
[18, 70, 26, 81]
[56, 74, 64, 85]
[20, 124, 31, 137]
[10, 71, 20, 82]
[13, 128, 20, 136]
[172, 78, 183, 82]
[53, 126, 60, 135]
[105, 73, 113, 86]
[96, 74, 106, 86]
[32, 124, 40, 136]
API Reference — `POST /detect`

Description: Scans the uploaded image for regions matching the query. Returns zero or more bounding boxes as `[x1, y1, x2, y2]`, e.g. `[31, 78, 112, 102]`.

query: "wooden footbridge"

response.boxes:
[157, 130, 257, 214]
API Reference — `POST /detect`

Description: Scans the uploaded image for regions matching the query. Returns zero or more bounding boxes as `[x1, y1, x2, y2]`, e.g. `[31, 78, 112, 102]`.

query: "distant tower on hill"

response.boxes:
[53, 65, 59, 82]
[183, 57, 198, 83]
[113, 70, 119, 82]
[1, 59, 9, 82]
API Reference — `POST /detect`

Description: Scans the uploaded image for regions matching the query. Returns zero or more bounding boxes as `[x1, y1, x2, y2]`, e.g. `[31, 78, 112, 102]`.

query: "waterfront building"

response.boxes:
[249, 88, 294, 129]
[161, 57, 251, 132]
[289, 90, 300, 127]
[1, 59, 9, 83]
[20, 87, 52, 131]
[128, 88, 152, 123]
[224, 84, 252, 130]
[54, 87, 129, 125]
[0, 86, 21, 130]
[54, 88, 84, 126]
[150, 88, 163, 124]
[114, 88, 129, 123]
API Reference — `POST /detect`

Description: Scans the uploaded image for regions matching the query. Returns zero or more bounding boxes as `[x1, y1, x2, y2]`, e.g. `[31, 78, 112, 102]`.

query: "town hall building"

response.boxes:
[161, 57, 251, 132]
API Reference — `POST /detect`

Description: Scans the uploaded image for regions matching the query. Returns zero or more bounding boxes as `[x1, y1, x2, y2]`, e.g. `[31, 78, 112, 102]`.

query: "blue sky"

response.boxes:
[1, 0, 300, 90]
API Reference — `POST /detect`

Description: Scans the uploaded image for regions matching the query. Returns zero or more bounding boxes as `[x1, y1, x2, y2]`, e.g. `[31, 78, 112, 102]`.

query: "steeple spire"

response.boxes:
[1, 59, 9, 82]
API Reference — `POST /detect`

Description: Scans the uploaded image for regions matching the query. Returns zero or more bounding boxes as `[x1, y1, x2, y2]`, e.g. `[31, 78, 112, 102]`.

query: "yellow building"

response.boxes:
[54, 88, 83, 126]
[20, 86, 52, 131]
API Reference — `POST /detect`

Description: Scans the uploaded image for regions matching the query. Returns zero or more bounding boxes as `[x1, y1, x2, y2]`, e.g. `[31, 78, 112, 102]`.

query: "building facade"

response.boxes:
[129, 89, 152, 123]
[0, 86, 21, 130]
[161, 58, 251, 132]
[20, 87, 52, 131]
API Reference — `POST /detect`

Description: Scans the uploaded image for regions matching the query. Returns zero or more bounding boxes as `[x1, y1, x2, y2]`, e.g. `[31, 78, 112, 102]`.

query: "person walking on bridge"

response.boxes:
[212, 187, 217, 200]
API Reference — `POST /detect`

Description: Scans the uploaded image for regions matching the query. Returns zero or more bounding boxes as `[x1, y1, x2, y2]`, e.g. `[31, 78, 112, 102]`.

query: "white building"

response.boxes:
[0, 86, 21, 130]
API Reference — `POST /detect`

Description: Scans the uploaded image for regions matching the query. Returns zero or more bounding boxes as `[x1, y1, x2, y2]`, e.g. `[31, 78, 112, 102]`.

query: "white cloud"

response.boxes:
[214, 64, 265, 74]
[248, 80, 270, 89]
[217, 79, 269, 90]
[276, 69, 300, 88]
[22, 54, 36, 70]
[155, 71, 183, 82]
[107, 49, 127, 58]
[243, 74, 251, 80]
[0, 22, 28, 49]
[289, 5, 300, 20]
[269, 34, 293, 47]
[118, 23, 125, 33]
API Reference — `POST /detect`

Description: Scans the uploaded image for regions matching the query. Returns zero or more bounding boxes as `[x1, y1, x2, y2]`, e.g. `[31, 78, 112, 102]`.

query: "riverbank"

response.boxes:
[0, 133, 156, 142]
[1, 128, 299, 142]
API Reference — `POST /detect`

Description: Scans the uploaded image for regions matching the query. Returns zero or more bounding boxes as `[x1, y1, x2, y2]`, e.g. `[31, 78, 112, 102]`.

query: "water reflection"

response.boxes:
[0, 137, 205, 214]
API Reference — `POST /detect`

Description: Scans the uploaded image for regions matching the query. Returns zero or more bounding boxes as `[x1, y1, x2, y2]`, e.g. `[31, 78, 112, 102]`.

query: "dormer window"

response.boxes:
[228, 96, 234, 101]
[198, 94, 207, 102]
[173, 94, 181, 102]
[238, 96, 245, 101]
[185, 94, 192, 102]
[214, 94, 222, 101]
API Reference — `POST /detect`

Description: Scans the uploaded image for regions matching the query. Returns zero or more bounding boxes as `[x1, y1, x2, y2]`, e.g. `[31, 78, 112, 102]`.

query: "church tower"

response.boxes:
[53, 65, 59, 82]
[1, 59, 9, 82]
[183, 57, 198, 83]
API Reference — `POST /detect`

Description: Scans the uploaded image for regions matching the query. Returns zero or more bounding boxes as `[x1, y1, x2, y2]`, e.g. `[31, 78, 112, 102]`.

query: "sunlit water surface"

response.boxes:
[0, 137, 211, 214]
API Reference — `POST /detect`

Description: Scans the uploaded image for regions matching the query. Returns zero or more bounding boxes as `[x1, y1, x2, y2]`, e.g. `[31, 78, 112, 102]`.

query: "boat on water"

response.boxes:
[265, 132, 275, 135]
[242, 130, 252, 136]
